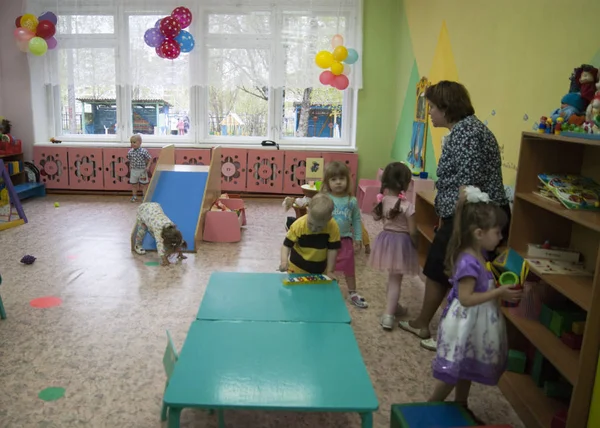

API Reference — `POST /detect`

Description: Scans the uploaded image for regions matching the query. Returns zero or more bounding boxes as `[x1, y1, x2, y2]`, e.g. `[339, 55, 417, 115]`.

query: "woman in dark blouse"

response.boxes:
[399, 81, 510, 351]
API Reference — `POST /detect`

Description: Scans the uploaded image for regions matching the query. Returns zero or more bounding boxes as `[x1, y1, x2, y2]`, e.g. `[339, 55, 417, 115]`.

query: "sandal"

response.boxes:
[398, 321, 431, 339]
[349, 292, 368, 308]
[420, 337, 437, 351]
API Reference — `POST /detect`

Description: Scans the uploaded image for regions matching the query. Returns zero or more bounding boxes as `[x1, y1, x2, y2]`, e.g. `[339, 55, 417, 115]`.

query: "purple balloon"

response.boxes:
[144, 27, 165, 48]
[46, 36, 58, 50]
[154, 18, 163, 29]
[38, 11, 58, 25]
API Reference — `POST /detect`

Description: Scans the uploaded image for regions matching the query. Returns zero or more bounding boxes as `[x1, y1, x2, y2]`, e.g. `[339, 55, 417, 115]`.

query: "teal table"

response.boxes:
[164, 320, 378, 427]
[197, 272, 351, 323]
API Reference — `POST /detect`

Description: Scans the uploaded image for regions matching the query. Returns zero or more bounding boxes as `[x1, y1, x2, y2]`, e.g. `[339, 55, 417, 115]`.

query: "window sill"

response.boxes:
[34, 141, 357, 152]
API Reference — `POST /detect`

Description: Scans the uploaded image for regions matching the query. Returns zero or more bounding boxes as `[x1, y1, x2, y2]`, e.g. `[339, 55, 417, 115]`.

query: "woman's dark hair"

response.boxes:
[321, 161, 352, 195]
[425, 80, 475, 124]
[445, 196, 507, 276]
[373, 162, 413, 221]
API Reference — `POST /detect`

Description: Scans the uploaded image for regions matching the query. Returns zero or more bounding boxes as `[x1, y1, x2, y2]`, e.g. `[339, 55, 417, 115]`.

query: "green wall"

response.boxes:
[356, 0, 402, 180]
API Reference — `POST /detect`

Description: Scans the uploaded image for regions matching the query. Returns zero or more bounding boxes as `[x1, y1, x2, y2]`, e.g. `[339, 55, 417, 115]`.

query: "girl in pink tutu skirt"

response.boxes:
[429, 186, 521, 423]
[369, 162, 419, 330]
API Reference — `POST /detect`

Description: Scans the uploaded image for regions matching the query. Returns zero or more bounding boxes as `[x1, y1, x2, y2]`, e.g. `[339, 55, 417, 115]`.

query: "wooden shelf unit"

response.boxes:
[412, 131, 600, 428]
[0, 152, 26, 187]
[506, 131, 600, 428]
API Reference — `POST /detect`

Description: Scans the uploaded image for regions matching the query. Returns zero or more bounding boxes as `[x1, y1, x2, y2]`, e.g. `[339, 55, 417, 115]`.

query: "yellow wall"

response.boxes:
[389, 0, 600, 184]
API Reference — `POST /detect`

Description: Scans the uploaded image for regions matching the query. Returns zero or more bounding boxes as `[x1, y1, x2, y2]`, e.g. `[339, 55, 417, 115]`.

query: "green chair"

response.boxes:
[161, 330, 179, 421]
[0, 274, 6, 319]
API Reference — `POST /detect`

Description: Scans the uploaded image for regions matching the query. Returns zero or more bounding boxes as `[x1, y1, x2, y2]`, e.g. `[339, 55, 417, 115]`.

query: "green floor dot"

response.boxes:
[145, 261, 160, 267]
[38, 387, 65, 401]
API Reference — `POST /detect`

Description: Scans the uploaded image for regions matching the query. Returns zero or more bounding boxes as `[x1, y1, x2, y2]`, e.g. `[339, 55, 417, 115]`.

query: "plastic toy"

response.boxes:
[507, 349, 526, 373]
[497, 271, 522, 308]
[538, 173, 600, 210]
[282, 274, 334, 286]
[390, 402, 477, 428]
[20, 255, 36, 264]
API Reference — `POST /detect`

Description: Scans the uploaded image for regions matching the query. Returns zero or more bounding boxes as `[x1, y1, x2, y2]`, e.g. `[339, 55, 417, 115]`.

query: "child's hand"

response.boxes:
[326, 271, 337, 280]
[278, 262, 288, 272]
[353, 240, 362, 252]
[497, 284, 522, 302]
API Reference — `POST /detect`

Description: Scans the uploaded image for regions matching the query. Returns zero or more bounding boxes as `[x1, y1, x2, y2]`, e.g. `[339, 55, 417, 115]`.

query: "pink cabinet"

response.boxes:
[220, 148, 247, 192]
[68, 148, 104, 190]
[283, 151, 322, 195]
[34, 146, 69, 189]
[246, 149, 284, 194]
[102, 148, 130, 191]
[175, 149, 211, 165]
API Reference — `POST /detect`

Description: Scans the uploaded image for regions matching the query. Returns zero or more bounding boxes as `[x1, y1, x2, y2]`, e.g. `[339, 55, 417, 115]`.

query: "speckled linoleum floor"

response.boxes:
[0, 196, 525, 428]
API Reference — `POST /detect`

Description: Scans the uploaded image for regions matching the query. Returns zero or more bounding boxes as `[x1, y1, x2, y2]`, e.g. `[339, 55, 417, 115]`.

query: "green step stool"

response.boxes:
[390, 402, 477, 428]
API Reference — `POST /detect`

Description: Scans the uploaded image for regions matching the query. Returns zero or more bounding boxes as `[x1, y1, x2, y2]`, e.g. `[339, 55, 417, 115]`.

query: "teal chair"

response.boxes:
[0, 274, 6, 319]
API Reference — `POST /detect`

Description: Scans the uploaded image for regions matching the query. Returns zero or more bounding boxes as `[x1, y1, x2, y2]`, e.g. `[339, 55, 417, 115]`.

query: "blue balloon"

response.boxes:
[344, 48, 359, 65]
[175, 30, 195, 53]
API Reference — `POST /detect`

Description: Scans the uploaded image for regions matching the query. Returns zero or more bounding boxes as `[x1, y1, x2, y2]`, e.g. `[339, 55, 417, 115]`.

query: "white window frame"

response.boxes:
[32, 0, 359, 150]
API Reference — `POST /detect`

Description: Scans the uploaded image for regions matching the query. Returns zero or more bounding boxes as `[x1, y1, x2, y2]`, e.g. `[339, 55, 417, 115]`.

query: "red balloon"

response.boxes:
[158, 39, 181, 60]
[171, 6, 193, 29]
[319, 71, 335, 85]
[159, 16, 181, 39]
[155, 46, 165, 58]
[36, 20, 56, 39]
[15, 15, 22, 28]
[333, 74, 350, 90]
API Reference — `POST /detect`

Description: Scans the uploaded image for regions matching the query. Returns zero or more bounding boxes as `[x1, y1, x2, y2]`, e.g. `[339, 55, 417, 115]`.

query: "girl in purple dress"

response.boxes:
[429, 186, 522, 420]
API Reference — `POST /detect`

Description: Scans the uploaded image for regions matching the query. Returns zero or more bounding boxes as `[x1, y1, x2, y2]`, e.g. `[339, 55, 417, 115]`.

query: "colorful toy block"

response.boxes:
[540, 304, 553, 328]
[282, 274, 334, 286]
[551, 409, 567, 428]
[560, 331, 583, 350]
[390, 402, 477, 428]
[549, 310, 586, 337]
[572, 321, 585, 335]
[507, 350, 526, 373]
[544, 380, 572, 400]
[531, 350, 558, 387]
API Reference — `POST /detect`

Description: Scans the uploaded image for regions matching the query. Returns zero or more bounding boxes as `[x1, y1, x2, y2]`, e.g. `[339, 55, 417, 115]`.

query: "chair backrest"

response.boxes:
[163, 330, 178, 380]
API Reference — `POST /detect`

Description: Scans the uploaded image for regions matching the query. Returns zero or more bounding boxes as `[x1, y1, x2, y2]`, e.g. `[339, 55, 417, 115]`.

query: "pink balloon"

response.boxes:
[333, 74, 349, 90]
[331, 34, 344, 48]
[319, 71, 335, 85]
[46, 36, 58, 50]
[16, 39, 29, 53]
[14, 27, 34, 42]
[171, 6, 193, 29]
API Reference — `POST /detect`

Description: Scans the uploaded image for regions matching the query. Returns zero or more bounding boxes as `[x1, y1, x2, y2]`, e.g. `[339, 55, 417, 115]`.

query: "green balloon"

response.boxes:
[29, 37, 48, 56]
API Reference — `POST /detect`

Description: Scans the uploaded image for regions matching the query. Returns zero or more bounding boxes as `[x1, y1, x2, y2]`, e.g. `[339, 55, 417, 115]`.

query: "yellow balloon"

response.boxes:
[315, 50, 334, 69]
[21, 14, 39, 32]
[330, 61, 344, 76]
[333, 46, 348, 62]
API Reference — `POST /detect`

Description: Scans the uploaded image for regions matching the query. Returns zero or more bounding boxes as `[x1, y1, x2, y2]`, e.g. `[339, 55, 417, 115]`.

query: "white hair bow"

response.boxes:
[464, 186, 490, 203]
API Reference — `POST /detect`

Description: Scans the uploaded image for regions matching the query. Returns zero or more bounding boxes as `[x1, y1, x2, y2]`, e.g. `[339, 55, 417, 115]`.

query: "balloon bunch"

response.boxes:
[13, 11, 58, 56]
[315, 34, 359, 90]
[144, 6, 195, 60]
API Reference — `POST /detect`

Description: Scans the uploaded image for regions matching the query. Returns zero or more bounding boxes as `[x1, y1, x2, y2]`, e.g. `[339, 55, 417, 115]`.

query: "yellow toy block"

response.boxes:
[572, 321, 586, 335]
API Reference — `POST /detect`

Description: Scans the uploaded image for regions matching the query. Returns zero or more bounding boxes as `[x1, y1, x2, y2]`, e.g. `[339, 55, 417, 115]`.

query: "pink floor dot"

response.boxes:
[67, 255, 77, 260]
[30, 296, 63, 309]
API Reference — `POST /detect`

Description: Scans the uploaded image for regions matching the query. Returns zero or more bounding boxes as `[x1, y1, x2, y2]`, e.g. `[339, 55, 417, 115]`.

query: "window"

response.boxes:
[36, 1, 362, 148]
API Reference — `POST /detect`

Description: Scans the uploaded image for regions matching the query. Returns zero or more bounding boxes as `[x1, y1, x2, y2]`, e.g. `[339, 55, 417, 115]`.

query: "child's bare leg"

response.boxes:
[346, 275, 357, 293]
[385, 273, 403, 315]
[454, 380, 472, 404]
[428, 380, 454, 402]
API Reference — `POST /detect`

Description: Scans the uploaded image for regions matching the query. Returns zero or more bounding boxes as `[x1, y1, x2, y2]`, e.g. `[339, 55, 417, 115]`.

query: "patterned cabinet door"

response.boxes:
[147, 149, 161, 177]
[67, 148, 104, 190]
[283, 151, 323, 195]
[220, 148, 247, 192]
[175, 149, 211, 165]
[102, 148, 130, 191]
[323, 152, 359, 191]
[246, 149, 284, 194]
[33, 146, 69, 189]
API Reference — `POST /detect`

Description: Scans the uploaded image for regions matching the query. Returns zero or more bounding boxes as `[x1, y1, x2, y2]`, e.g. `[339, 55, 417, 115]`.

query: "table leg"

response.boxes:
[217, 409, 225, 428]
[168, 407, 181, 428]
[360, 412, 373, 428]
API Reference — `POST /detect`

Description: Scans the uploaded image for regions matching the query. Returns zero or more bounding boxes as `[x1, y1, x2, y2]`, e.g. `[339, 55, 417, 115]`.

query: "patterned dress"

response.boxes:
[134, 202, 174, 258]
[432, 253, 508, 386]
